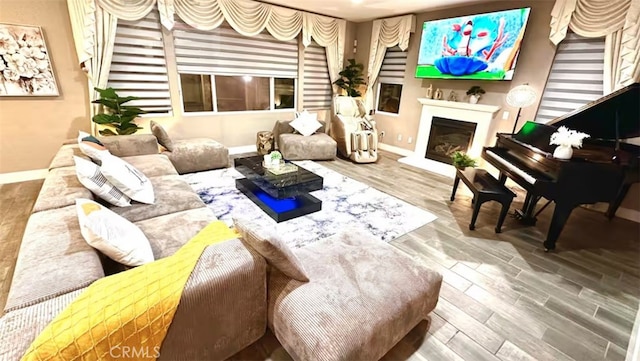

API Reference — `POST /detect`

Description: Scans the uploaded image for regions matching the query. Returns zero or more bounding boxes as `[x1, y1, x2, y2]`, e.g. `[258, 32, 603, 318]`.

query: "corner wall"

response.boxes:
[0, 0, 90, 174]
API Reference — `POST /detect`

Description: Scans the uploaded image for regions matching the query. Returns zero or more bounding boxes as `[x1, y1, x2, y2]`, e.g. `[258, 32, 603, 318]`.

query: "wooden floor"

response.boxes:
[2, 151, 640, 361]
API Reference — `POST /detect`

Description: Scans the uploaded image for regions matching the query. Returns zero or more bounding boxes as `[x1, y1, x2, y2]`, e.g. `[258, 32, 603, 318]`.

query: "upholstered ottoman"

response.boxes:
[268, 229, 442, 361]
[163, 138, 229, 174]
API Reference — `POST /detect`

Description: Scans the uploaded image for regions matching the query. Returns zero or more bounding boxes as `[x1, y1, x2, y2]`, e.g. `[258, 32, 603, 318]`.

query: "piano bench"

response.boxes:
[450, 168, 516, 233]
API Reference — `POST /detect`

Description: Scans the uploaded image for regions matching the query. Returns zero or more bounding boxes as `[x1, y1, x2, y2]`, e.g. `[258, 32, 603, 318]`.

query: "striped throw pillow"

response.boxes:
[74, 156, 131, 207]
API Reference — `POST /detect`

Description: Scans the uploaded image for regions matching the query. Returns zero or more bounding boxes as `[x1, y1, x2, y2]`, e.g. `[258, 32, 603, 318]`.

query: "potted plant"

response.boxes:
[333, 59, 366, 97]
[549, 126, 590, 159]
[92, 87, 146, 136]
[451, 151, 477, 169]
[466, 86, 485, 104]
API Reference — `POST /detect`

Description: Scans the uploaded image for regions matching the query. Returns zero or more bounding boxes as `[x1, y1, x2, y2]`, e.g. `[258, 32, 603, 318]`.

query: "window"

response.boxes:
[535, 32, 605, 123]
[180, 74, 213, 112]
[107, 9, 172, 114]
[215, 76, 270, 112]
[377, 84, 403, 113]
[303, 41, 332, 109]
[275, 78, 295, 109]
[173, 20, 298, 113]
[376, 46, 407, 115]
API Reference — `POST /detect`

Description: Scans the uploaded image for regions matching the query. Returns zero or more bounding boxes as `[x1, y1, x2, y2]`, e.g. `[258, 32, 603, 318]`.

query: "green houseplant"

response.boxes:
[333, 59, 366, 97]
[92, 87, 146, 136]
[451, 151, 477, 169]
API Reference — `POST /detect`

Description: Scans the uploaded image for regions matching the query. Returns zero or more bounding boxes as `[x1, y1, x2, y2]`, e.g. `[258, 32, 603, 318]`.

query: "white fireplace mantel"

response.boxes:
[399, 98, 501, 177]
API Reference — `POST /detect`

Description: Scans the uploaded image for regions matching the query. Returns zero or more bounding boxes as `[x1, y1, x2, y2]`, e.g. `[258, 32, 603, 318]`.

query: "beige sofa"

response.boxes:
[0, 135, 443, 360]
[272, 120, 337, 160]
[0, 135, 266, 360]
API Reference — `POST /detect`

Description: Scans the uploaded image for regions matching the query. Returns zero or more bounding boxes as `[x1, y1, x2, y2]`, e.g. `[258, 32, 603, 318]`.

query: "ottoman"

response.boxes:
[268, 229, 442, 361]
[162, 138, 229, 174]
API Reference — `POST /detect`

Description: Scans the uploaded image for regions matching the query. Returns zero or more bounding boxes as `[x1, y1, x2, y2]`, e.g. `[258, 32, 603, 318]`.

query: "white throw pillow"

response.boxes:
[100, 153, 155, 204]
[290, 110, 322, 137]
[76, 198, 154, 266]
[74, 156, 131, 207]
[77, 131, 110, 162]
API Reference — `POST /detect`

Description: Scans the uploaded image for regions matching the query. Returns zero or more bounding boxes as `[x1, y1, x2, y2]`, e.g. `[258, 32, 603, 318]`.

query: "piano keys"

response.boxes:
[482, 82, 640, 251]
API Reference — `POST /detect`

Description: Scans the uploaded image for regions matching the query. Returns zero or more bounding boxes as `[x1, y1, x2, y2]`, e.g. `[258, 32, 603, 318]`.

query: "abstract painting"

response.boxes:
[0, 23, 58, 96]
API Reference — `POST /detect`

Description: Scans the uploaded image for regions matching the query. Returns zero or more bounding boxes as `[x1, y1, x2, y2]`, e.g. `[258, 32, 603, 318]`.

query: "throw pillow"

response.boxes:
[74, 156, 131, 207]
[76, 198, 154, 266]
[100, 153, 155, 204]
[77, 131, 110, 161]
[150, 120, 174, 151]
[233, 217, 309, 282]
[290, 110, 322, 137]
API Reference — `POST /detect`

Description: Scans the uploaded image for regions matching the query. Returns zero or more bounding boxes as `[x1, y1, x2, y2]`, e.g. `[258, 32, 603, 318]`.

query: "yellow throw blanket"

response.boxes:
[22, 221, 238, 361]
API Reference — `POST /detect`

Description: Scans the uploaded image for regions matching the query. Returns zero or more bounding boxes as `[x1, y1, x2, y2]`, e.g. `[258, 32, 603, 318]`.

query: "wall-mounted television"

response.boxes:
[416, 8, 531, 80]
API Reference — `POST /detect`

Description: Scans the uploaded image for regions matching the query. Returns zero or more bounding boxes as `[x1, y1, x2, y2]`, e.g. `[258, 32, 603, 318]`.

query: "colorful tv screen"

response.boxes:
[416, 8, 531, 80]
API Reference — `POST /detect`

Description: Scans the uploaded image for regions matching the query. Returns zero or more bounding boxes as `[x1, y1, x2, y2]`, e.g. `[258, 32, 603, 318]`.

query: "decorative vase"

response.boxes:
[553, 145, 573, 159]
[469, 95, 480, 104]
[434, 88, 443, 100]
[426, 84, 433, 99]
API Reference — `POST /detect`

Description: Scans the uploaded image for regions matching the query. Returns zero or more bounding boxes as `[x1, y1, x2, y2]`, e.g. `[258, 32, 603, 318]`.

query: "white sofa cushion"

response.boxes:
[76, 198, 154, 266]
[74, 156, 131, 207]
[290, 111, 321, 137]
[100, 153, 155, 204]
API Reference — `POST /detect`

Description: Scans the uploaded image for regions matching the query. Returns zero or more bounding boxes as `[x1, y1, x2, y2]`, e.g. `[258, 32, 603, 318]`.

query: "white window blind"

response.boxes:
[535, 32, 605, 124]
[303, 41, 332, 109]
[173, 20, 298, 78]
[107, 10, 171, 114]
[378, 46, 407, 84]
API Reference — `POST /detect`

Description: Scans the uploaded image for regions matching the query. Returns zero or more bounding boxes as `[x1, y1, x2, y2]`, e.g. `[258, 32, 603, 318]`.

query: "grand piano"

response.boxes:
[482, 82, 640, 251]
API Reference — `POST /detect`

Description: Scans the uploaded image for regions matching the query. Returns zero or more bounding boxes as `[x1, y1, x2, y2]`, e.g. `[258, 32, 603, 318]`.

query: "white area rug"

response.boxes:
[182, 161, 437, 248]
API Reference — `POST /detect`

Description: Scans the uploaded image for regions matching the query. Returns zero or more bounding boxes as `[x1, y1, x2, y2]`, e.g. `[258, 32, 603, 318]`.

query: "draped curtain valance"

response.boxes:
[68, 0, 346, 66]
[364, 14, 416, 111]
[549, 0, 640, 91]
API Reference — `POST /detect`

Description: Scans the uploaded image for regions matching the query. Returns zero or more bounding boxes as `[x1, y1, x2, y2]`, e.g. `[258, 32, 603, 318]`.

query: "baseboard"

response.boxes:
[378, 143, 414, 157]
[228, 145, 257, 155]
[0, 169, 48, 184]
[582, 203, 640, 223]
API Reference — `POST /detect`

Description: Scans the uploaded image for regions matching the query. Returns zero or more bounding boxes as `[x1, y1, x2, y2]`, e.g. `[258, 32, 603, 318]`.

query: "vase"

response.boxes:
[469, 95, 479, 104]
[426, 84, 433, 99]
[553, 145, 573, 159]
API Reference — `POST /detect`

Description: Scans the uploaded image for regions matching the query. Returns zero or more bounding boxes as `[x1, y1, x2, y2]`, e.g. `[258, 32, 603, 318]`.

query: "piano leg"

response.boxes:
[605, 183, 631, 220]
[543, 203, 576, 252]
[515, 192, 539, 225]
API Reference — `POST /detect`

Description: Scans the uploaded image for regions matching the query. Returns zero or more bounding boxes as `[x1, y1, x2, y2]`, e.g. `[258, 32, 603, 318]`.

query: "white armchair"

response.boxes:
[331, 96, 379, 163]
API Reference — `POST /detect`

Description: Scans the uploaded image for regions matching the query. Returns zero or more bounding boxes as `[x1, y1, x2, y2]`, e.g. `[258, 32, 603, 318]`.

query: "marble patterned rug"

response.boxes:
[182, 161, 437, 248]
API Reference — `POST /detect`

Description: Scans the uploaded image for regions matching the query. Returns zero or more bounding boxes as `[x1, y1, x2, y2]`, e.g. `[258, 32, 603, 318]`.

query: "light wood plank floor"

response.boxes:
[2, 151, 639, 361]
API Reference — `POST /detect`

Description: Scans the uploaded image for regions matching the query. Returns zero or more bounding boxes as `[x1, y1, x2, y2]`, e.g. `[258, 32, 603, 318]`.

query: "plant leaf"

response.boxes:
[117, 96, 139, 105]
[99, 128, 117, 136]
[92, 114, 116, 124]
[94, 87, 118, 100]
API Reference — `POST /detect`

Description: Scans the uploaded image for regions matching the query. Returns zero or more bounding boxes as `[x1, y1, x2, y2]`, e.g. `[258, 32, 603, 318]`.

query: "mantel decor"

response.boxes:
[0, 23, 58, 96]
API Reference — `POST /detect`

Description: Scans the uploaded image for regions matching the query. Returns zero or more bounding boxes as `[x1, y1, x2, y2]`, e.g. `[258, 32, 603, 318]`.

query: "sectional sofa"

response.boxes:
[0, 134, 443, 361]
[0, 135, 267, 360]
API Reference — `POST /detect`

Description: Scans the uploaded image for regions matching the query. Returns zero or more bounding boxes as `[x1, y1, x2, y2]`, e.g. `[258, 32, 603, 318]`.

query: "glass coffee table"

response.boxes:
[234, 155, 323, 222]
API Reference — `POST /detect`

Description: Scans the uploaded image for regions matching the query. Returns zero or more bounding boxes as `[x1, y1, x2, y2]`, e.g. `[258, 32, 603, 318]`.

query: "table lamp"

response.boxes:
[506, 83, 537, 134]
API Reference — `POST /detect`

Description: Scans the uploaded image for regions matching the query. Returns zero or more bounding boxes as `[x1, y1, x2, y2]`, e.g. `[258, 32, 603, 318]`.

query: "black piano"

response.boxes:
[482, 82, 640, 251]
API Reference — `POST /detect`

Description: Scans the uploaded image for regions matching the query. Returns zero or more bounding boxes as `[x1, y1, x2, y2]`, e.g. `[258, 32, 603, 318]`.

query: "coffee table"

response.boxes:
[234, 156, 323, 222]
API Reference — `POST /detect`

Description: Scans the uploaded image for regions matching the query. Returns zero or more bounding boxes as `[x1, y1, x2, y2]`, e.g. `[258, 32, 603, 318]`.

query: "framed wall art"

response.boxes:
[0, 23, 59, 96]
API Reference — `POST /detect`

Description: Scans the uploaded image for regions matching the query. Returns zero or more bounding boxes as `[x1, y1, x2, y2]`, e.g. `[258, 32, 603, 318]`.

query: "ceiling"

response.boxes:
[261, 0, 499, 22]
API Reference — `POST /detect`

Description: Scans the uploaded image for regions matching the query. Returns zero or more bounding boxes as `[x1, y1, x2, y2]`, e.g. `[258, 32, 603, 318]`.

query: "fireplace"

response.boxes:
[425, 117, 477, 164]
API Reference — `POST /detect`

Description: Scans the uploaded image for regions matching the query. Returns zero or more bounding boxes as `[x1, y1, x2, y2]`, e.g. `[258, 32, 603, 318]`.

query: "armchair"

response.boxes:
[331, 96, 379, 163]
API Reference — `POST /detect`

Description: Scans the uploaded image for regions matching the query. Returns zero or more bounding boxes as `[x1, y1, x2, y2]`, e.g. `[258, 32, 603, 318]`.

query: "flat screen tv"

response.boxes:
[416, 8, 531, 80]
